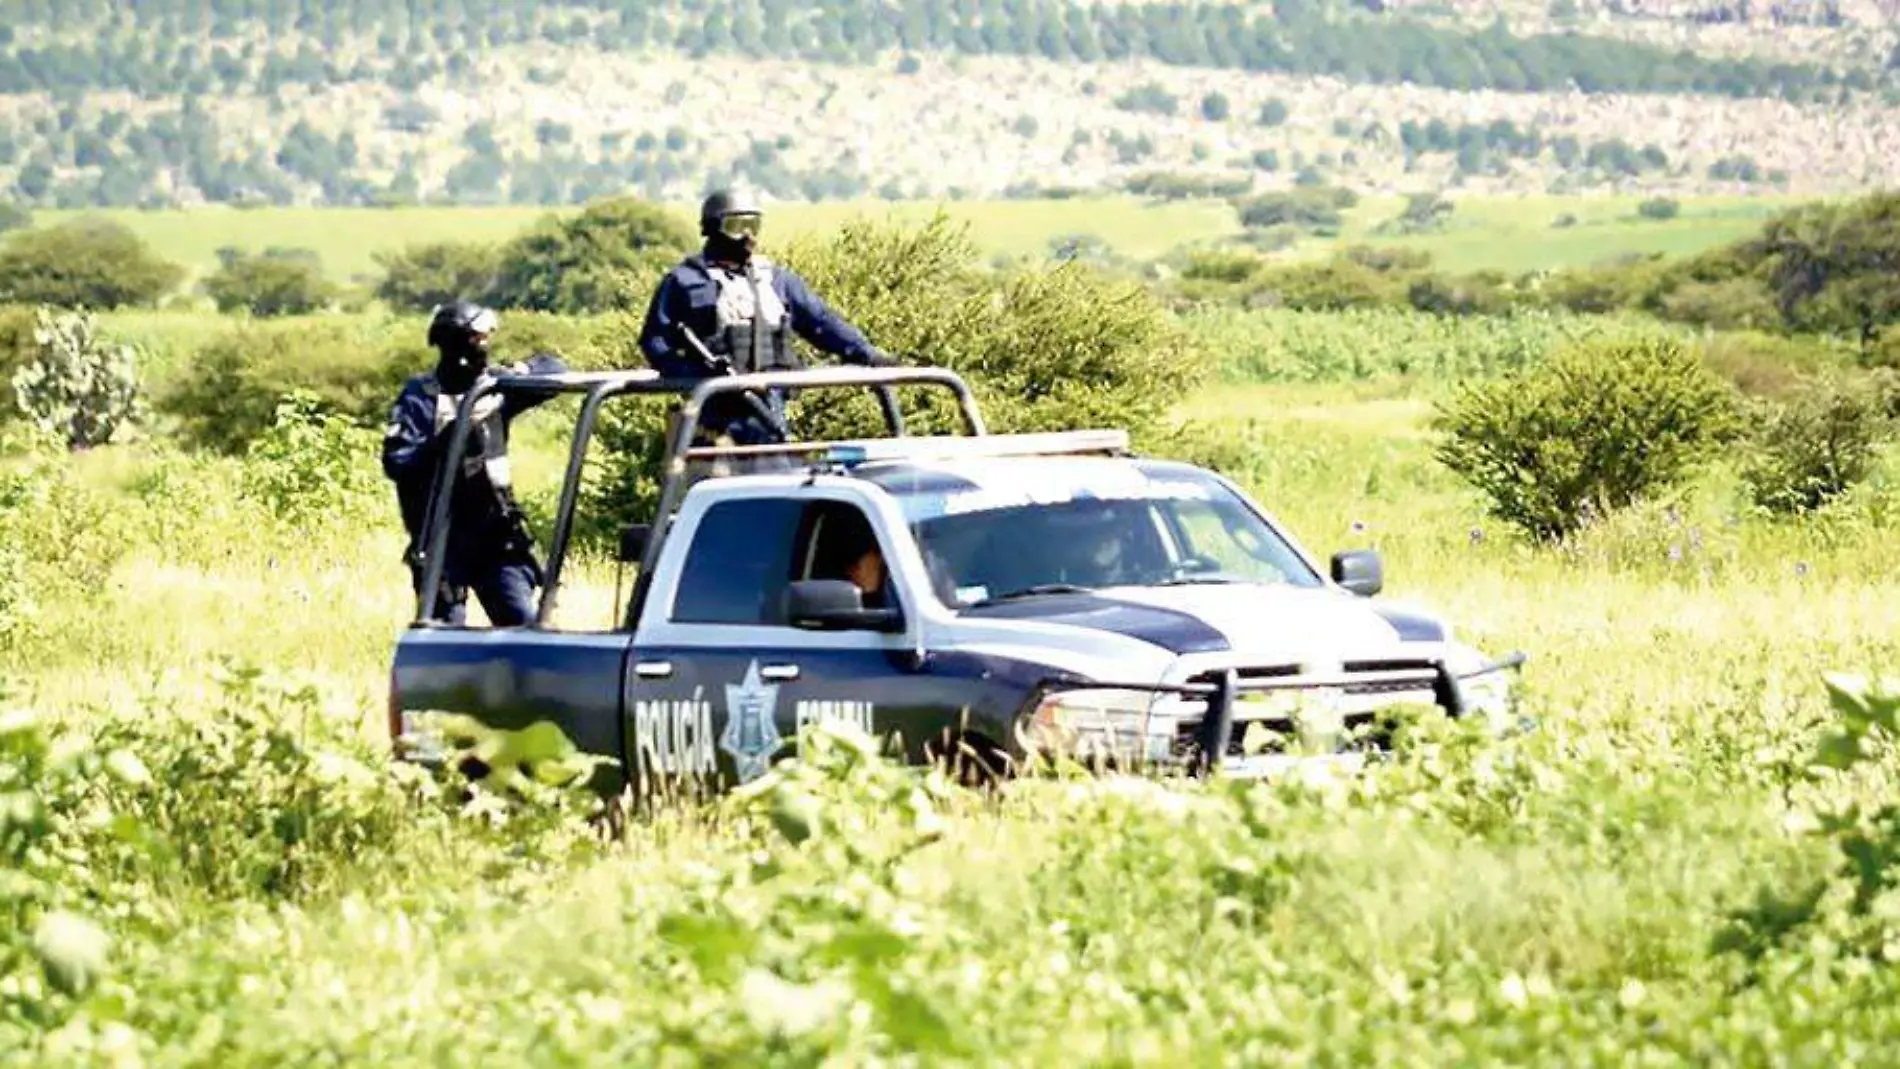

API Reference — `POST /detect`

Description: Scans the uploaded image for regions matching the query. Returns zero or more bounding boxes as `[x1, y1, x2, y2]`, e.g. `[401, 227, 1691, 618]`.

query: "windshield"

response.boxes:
[900, 470, 1323, 607]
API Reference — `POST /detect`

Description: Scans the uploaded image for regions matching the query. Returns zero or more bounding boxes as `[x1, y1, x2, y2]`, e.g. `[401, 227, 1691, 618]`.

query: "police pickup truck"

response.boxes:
[388, 366, 1524, 796]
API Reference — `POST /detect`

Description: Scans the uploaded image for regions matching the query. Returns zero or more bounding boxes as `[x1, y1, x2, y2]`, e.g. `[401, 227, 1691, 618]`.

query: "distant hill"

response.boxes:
[0, 0, 1896, 209]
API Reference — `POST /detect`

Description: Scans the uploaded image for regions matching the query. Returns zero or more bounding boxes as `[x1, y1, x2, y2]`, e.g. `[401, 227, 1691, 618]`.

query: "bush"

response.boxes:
[156, 310, 611, 454]
[1637, 197, 1681, 220]
[10, 306, 142, 448]
[0, 305, 39, 422]
[156, 317, 419, 452]
[372, 240, 504, 312]
[1692, 330, 1846, 399]
[1431, 335, 1740, 541]
[0, 217, 183, 308]
[1250, 259, 1407, 311]
[0, 441, 125, 653]
[1655, 278, 1779, 331]
[1738, 371, 1892, 514]
[1236, 189, 1347, 233]
[0, 203, 28, 234]
[237, 391, 386, 530]
[202, 248, 337, 317]
[490, 196, 695, 314]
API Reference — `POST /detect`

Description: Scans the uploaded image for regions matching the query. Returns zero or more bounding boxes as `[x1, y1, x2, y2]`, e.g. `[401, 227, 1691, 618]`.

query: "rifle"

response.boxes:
[677, 325, 793, 441]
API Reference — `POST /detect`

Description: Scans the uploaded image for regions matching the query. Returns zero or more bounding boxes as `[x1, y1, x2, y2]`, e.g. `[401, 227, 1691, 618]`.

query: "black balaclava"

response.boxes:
[428, 302, 497, 394]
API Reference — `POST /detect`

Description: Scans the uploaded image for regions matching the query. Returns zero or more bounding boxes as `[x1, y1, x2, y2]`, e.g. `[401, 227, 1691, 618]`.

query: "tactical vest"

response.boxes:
[702, 257, 800, 374]
[432, 382, 516, 518]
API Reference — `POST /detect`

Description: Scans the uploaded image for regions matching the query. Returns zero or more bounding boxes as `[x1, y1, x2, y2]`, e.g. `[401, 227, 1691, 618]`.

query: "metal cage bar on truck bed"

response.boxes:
[411, 366, 989, 628]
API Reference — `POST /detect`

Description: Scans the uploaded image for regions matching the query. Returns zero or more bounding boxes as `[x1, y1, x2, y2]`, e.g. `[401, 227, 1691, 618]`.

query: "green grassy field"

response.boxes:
[33, 191, 1814, 290]
[6, 302, 1900, 1061]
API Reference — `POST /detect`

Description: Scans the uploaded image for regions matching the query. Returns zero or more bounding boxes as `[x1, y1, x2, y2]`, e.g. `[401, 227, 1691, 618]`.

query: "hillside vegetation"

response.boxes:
[0, 0, 1896, 208]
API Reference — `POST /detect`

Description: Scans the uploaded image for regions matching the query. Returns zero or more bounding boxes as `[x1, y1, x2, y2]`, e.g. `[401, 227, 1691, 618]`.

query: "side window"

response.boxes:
[791, 501, 893, 609]
[671, 498, 805, 625]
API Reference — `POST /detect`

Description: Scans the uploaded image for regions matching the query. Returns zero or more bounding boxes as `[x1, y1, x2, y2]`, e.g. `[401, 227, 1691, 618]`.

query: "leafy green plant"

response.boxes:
[1738, 371, 1893, 515]
[1431, 335, 1739, 540]
[202, 247, 336, 317]
[371, 240, 504, 312]
[10, 306, 142, 449]
[490, 195, 695, 314]
[0, 217, 183, 309]
[1719, 673, 1900, 968]
[237, 390, 384, 529]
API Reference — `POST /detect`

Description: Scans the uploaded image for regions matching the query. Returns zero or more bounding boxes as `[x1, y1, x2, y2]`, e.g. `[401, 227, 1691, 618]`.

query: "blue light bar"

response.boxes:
[825, 444, 869, 467]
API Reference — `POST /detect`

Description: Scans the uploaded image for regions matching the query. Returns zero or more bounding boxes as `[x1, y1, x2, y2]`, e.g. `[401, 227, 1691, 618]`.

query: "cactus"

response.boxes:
[10, 306, 143, 449]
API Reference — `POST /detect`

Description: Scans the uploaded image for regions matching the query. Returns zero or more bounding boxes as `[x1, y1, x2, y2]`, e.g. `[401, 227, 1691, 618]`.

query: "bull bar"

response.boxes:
[1027, 650, 1530, 776]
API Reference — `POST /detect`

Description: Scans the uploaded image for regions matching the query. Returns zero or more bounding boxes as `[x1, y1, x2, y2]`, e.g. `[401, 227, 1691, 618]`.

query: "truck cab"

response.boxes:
[388, 367, 1524, 798]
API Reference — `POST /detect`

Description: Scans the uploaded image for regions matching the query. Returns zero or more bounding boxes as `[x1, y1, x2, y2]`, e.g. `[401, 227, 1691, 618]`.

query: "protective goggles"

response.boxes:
[718, 212, 763, 239]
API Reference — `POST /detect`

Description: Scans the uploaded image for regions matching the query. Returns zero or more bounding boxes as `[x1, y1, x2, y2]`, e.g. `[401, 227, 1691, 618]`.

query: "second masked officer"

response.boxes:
[637, 187, 893, 444]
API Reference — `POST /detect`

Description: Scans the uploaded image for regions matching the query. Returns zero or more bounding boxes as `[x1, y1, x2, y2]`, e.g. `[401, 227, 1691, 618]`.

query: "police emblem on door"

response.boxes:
[721, 660, 782, 784]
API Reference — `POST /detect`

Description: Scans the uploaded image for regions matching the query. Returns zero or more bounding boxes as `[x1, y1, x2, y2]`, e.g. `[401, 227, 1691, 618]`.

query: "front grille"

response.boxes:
[1173, 659, 1443, 760]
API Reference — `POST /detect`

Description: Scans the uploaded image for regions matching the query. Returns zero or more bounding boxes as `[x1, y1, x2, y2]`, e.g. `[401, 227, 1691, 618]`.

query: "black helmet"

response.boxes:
[427, 300, 498, 350]
[699, 186, 763, 240]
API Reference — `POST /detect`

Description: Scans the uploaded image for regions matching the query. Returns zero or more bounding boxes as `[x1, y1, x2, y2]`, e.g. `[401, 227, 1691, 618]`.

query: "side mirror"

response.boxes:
[617, 523, 651, 563]
[785, 579, 904, 633]
[1330, 549, 1383, 597]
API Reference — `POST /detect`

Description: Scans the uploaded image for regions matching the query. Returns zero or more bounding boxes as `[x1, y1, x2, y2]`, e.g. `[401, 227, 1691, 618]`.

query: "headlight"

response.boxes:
[1019, 688, 1182, 765]
[1444, 642, 1519, 734]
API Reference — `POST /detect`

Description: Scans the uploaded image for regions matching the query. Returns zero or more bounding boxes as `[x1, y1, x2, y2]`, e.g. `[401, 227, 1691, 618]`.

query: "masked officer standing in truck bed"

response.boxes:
[382, 300, 568, 626]
[637, 186, 893, 445]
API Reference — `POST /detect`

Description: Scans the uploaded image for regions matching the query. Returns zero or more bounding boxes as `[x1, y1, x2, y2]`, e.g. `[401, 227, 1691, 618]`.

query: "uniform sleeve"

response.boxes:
[381, 382, 442, 482]
[499, 352, 571, 419]
[638, 270, 710, 378]
[779, 269, 878, 363]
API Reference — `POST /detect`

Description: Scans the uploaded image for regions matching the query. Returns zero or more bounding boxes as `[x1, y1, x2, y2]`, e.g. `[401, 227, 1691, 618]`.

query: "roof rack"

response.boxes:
[680, 428, 1132, 468]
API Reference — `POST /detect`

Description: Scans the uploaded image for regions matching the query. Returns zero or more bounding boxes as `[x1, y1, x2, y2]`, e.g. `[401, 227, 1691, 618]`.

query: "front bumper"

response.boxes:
[1018, 650, 1528, 780]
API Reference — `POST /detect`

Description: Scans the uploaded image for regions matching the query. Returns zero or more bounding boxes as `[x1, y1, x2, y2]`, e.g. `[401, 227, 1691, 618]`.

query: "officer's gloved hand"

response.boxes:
[858, 347, 897, 368]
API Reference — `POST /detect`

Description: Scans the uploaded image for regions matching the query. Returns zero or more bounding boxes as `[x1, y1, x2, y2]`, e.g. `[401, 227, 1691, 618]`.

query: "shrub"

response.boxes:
[0, 217, 184, 308]
[1692, 330, 1846, 400]
[237, 391, 386, 530]
[0, 305, 39, 422]
[1235, 187, 1355, 233]
[157, 310, 612, 454]
[202, 248, 336, 316]
[372, 240, 504, 312]
[490, 196, 696, 314]
[1250, 259, 1406, 311]
[1431, 336, 1740, 540]
[0, 202, 28, 234]
[1655, 278, 1779, 331]
[1637, 197, 1681, 220]
[0, 441, 125, 653]
[156, 317, 419, 452]
[1200, 91, 1231, 121]
[10, 306, 142, 449]
[1738, 371, 1892, 514]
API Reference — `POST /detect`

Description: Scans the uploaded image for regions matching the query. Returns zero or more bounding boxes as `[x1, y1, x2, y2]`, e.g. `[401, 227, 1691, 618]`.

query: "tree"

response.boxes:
[1258, 98, 1289, 126]
[1200, 91, 1230, 121]
[202, 248, 335, 317]
[0, 217, 183, 309]
[489, 196, 696, 314]
[373, 241, 504, 312]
